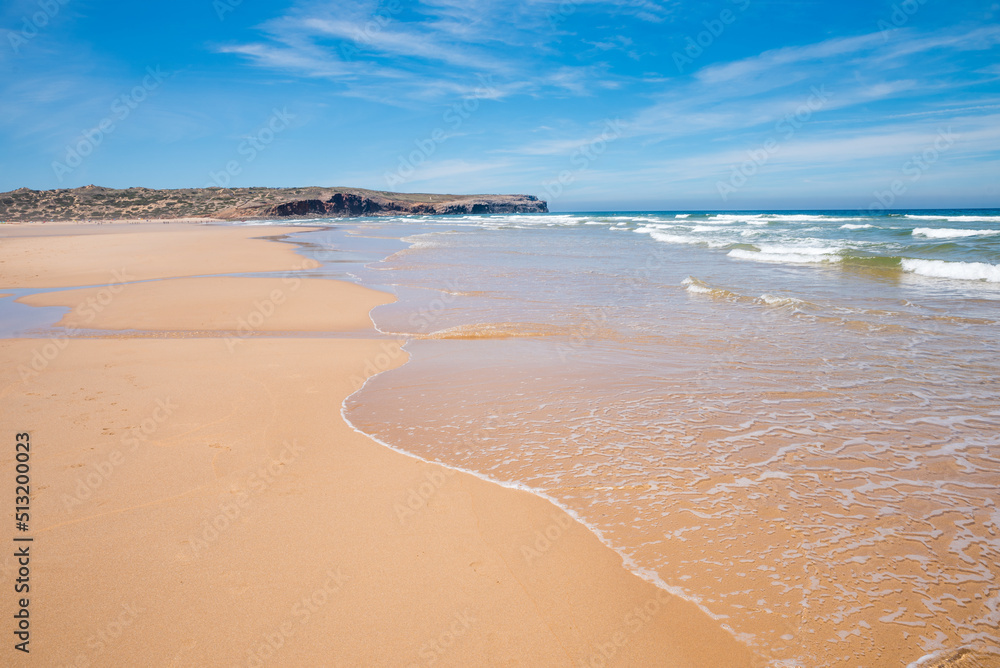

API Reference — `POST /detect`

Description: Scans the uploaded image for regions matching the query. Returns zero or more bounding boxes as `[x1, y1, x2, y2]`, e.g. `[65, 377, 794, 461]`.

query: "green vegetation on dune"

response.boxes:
[0, 185, 547, 221]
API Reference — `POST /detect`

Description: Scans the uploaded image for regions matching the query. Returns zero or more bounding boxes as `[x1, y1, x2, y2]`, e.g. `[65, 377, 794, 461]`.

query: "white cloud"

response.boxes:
[216, 0, 639, 101]
[696, 32, 885, 85]
[398, 157, 513, 184]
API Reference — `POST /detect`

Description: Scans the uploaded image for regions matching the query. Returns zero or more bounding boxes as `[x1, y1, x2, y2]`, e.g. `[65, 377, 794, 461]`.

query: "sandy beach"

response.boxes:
[6, 0, 999, 662]
[0, 223, 750, 666]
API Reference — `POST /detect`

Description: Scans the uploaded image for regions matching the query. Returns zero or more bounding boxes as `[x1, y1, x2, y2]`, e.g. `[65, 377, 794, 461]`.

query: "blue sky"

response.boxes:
[1, 0, 998, 210]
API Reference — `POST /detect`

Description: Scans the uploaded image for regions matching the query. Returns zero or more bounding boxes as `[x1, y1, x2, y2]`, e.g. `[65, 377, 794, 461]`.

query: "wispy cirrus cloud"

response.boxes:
[299, 17, 506, 72]
[503, 25, 1000, 159]
[2, 0, 996, 206]
[476, 23, 999, 208]
[214, 0, 646, 103]
[695, 32, 887, 85]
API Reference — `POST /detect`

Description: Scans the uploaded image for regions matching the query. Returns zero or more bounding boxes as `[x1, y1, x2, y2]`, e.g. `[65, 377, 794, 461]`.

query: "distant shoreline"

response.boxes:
[0, 184, 547, 222]
[0, 217, 228, 225]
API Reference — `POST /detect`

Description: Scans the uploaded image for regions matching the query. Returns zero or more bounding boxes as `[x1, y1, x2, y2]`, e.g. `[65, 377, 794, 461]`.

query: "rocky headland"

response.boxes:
[0, 185, 547, 222]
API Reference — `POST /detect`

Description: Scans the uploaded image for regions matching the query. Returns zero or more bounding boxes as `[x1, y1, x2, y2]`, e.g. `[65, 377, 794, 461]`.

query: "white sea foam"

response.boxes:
[708, 214, 766, 224]
[761, 214, 826, 222]
[947, 215, 1000, 222]
[758, 294, 807, 307]
[728, 245, 842, 265]
[906, 214, 1000, 223]
[901, 259, 1000, 282]
[468, 214, 583, 227]
[711, 213, 860, 224]
[681, 276, 713, 294]
[633, 224, 674, 234]
[674, 213, 691, 218]
[783, 214, 858, 221]
[683, 278, 808, 307]
[912, 227, 1000, 239]
[841, 223, 875, 230]
[761, 244, 842, 256]
[650, 231, 724, 247]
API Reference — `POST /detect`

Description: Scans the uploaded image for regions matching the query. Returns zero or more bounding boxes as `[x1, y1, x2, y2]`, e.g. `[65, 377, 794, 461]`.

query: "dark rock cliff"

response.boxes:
[0, 185, 548, 222]
[240, 193, 547, 219]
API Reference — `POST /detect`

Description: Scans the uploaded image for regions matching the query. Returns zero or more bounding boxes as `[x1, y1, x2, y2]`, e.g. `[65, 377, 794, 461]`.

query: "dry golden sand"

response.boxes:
[0, 223, 751, 666]
[0, 222, 317, 288]
[19, 277, 386, 333]
[1, 218, 227, 228]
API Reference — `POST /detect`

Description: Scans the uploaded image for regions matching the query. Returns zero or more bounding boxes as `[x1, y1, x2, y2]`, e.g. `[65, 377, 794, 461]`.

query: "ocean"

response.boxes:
[287, 209, 1000, 667]
[8, 209, 995, 666]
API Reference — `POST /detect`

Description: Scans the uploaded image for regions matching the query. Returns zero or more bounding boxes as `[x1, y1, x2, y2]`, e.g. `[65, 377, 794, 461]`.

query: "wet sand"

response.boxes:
[333, 216, 1000, 668]
[0, 222, 309, 288]
[0, 223, 750, 666]
[19, 277, 387, 333]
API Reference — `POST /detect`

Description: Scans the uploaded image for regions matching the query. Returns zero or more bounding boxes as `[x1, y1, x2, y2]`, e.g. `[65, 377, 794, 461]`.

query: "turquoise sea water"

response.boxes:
[6, 209, 991, 666]
[291, 209, 1000, 667]
[2, 209, 996, 665]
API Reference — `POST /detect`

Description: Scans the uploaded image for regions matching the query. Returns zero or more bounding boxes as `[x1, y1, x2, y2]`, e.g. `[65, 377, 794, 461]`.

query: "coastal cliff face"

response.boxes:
[0, 185, 548, 222]
[229, 192, 547, 219]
